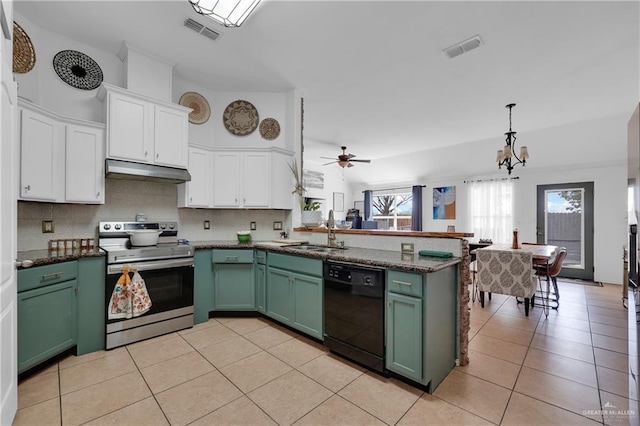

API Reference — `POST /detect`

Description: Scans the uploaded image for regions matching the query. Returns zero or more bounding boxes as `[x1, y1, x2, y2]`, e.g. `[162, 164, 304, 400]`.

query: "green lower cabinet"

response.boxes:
[18, 279, 78, 373]
[386, 291, 423, 381]
[255, 263, 266, 313]
[291, 271, 323, 339]
[213, 263, 255, 310]
[266, 267, 293, 323]
[76, 257, 105, 355]
[194, 250, 214, 324]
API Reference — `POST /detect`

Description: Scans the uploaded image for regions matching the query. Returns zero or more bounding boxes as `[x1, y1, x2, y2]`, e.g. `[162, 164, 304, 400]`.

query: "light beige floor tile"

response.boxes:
[588, 306, 628, 320]
[590, 313, 629, 328]
[487, 313, 539, 332]
[267, 337, 326, 367]
[588, 299, 628, 311]
[61, 371, 151, 426]
[243, 324, 294, 349]
[542, 306, 590, 321]
[456, 350, 521, 389]
[140, 350, 215, 394]
[17, 370, 59, 409]
[523, 347, 598, 387]
[477, 322, 534, 346]
[468, 333, 529, 365]
[541, 315, 592, 332]
[298, 353, 365, 392]
[597, 366, 637, 400]
[468, 305, 496, 322]
[592, 334, 629, 355]
[536, 321, 593, 345]
[84, 397, 169, 425]
[530, 333, 595, 364]
[127, 333, 194, 368]
[178, 318, 219, 336]
[12, 397, 60, 426]
[191, 396, 277, 426]
[338, 372, 423, 425]
[222, 317, 270, 335]
[600, 391, 639, 426]
[502, 391, 601, 425]
[398, 393, 493, 425]
[214, 317, 235, 324]
[59, 347, 127, 370]
[514, 366, 601, 421]
[248, 370, 333, 425]
[180, 323, 238, 349]
[198, 335, 262, 368]
[220, 350, 292, 393]
[38, 361, 59, 374]
[594, 348, 634, 373]
[295, 394, 386, 426]
[60, 349, 137, 395]
[155, 370, 242, 426]
[591, 322, 630, 341]
[432, 369, 510, 424]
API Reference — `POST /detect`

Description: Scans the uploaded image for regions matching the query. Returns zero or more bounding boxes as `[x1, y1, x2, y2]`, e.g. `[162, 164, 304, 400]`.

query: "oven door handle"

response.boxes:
[107, 258, 194, 274]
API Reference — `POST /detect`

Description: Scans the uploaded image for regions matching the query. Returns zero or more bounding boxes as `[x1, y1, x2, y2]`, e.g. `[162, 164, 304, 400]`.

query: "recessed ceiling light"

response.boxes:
[443, 35, 483, 59]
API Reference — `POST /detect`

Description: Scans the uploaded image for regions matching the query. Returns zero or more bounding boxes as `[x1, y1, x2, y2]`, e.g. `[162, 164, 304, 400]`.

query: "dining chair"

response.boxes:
[476, 249, 537, 316]
[534, 247, 567, 308]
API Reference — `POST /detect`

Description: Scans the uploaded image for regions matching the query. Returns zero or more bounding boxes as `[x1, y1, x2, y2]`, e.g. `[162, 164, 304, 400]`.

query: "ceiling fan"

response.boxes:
[321, 146, 371, 168]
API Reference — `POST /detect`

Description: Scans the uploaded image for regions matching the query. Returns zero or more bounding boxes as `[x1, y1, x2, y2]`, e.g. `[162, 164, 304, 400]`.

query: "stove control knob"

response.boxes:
[168, 223, 175, 229]
[160, 223, 167, 229]
[114, 224, 121, 230]
[103, 224, 111, 230]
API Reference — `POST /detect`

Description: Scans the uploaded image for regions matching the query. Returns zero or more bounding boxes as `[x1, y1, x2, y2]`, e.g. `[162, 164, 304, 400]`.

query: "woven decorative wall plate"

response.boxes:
[13, 21, 36, 74]
[259, 118, 280, 140]
[179, 92, 211, 124]
[52, 50, 103, 90]
[223, 100, 259, 136]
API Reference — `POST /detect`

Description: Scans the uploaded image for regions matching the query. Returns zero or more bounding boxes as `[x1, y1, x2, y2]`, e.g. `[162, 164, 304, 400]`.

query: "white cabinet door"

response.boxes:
[154, 105, 188, 168]
[20, 109, 61, 201]
[243, 152, 270, 207]
[107, 92, 152, 163]
[65, 124, 104, 203]
[178, 147, 212, 208]
[213, 152, 240, 207]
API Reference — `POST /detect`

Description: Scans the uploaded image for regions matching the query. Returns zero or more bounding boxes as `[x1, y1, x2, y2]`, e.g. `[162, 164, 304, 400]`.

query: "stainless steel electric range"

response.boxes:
[99, 221, 194, 349]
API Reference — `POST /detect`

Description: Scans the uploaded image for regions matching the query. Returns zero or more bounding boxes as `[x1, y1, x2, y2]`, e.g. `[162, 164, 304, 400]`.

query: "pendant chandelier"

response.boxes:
[188, 0, 262, 27]
[496, 103, 529, 175]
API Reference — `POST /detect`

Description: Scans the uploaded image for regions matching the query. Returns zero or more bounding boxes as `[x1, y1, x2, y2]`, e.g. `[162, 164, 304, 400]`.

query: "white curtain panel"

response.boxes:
[468, 180, 514, 244]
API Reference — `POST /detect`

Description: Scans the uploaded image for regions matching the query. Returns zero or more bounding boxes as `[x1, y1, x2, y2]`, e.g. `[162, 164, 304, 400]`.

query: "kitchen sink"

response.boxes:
[283, 244, 347, 253]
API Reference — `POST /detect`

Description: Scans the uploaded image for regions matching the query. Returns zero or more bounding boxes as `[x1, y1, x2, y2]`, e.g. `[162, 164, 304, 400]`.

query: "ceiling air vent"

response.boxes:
[184, 18, 220, 41]
[443, 35, 483, 59]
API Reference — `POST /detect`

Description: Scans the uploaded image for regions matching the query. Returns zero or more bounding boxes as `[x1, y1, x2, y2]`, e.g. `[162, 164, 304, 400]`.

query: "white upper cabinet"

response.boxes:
[213, 152, 241, 207]
[178, 147, 213, 208]
[242, 152, 270, 208]
[98, 83, 190, 169]
[19, 100, 105, 204]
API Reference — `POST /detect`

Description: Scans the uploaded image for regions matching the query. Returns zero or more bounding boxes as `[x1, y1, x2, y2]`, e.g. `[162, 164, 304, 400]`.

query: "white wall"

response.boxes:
[301, 160, 352, 222]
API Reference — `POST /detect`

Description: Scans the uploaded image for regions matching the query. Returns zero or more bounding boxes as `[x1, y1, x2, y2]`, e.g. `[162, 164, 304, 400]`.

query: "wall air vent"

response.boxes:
[443, 35, 483, 59]
[184, 18, 220, 41]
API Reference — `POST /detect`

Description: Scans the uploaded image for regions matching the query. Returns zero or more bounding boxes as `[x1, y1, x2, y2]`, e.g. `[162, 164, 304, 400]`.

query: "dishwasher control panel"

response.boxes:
[323, 261, 384, 286]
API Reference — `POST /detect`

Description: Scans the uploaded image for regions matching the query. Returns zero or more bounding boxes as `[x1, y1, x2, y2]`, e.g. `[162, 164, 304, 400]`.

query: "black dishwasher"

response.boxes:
[323, 260, 386, 373]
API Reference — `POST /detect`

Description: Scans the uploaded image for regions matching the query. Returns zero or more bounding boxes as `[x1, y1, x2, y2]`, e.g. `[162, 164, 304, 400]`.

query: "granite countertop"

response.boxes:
[191, 240, 460, 273]
[17, 248, 106, 268]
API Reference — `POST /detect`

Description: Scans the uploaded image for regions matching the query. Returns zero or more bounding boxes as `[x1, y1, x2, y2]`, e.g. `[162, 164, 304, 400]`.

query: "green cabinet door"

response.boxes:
[386, 291, 423, 381]
[291, 271, 323, 340]
[213, 263, 255, 310]
[255, 263, 266, 313]
[18, 279, 78, 373]
[266, 267, 293, 323]
[194, 250, 214, 324]
[77, 257, 105, 355]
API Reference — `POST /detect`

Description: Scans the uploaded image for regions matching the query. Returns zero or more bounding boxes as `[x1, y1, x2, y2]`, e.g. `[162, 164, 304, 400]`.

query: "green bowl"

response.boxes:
[237, 234, 251, 243]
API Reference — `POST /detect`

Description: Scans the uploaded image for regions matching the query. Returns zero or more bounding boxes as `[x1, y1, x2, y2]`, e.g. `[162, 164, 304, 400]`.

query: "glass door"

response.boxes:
[536, 182, 594, 280]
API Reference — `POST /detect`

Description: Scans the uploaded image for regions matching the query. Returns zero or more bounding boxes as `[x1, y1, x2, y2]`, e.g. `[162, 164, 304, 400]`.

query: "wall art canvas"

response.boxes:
[303, 169, 324, 189]
[433, 186, 456, 219]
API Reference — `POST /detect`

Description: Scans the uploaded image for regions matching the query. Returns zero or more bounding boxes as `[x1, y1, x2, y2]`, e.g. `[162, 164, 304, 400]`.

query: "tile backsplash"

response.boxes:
[17, 179, 289, 251]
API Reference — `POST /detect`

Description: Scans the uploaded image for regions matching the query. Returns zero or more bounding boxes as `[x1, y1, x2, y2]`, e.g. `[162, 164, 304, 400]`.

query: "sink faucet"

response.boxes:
[327, 209, 336, 247]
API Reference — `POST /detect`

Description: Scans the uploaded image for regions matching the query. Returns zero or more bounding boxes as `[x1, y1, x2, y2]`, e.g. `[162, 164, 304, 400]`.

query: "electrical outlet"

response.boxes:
[42, 220, 54, 233]
[250, 221, 257, 231]
[401, 242, 414, 253]
[204, 220, 210, 230]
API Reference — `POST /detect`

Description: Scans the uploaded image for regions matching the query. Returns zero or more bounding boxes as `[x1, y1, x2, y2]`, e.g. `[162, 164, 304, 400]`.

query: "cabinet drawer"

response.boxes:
[255, 250, 267, 265]
[268, 252, 322, 277]
[212, 249, 254, 264]
[387, 269, 423, 298]
[18, 261, 78, 292]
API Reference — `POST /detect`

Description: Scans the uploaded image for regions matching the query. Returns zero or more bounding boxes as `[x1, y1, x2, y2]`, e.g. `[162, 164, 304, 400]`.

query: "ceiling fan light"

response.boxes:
[338, 160, 349, 168]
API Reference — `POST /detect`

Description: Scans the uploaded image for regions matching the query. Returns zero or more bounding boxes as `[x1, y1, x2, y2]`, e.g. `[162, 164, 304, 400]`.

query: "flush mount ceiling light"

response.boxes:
[443, 35, 483, 59]
[496, 103, 529, 175]
[188, 0, 261, 27]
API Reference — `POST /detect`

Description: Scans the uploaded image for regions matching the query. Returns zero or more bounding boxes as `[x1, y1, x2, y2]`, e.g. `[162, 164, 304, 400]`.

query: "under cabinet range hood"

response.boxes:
[105, 159, 191, 184]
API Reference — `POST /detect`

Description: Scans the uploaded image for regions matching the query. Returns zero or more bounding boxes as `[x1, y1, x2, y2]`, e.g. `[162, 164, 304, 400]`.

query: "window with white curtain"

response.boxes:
[468, 179, 514, 243]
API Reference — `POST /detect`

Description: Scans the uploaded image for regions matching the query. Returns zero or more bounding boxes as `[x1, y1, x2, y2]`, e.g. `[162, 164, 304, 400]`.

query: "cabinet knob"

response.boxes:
[156, 153, 159, 159]
[96, 191, 100, 198]
[24, 185, 31, 191]
[144, 151, 148, 157]
[190, 197, 192, 202]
